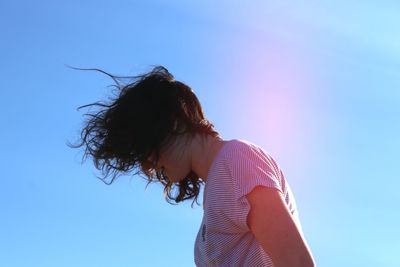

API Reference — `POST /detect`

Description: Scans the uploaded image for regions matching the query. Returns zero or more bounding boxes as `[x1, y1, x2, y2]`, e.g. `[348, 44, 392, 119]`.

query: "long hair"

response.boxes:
[67, 65, 221, 207]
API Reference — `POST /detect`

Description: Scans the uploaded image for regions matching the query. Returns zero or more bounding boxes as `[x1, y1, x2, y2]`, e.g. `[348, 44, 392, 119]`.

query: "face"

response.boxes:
[147, 135, 192, 183]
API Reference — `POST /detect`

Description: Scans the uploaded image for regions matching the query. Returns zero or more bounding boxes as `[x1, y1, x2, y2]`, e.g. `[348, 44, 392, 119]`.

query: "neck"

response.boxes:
[191, 134, 226, 182]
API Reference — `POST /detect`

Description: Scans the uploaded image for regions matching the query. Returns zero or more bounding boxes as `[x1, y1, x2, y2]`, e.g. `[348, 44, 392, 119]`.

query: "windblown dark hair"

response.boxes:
[67, 65, 221, 207]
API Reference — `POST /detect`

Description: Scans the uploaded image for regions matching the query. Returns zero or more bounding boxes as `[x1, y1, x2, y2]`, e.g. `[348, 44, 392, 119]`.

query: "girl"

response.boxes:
[69, 65, 315, 267]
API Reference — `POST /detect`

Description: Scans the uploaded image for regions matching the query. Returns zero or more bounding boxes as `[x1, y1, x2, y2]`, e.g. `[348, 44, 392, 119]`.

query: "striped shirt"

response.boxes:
[194, 139, 301, 267]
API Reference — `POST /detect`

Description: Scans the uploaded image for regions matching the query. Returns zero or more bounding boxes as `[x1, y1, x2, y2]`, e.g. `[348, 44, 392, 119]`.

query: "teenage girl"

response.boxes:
[69, 65, 316, 267]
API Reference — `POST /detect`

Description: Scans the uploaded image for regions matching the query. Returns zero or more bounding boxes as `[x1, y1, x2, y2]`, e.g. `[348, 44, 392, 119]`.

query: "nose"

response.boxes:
[161, 167, 172, 182]
[161, 166, 167, 176]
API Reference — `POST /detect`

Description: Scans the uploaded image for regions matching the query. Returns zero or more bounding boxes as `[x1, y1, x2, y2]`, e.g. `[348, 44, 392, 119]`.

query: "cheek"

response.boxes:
[162, 164, 179, 182]
[164, 149, 190, 181]
[175, 161, 192, 180]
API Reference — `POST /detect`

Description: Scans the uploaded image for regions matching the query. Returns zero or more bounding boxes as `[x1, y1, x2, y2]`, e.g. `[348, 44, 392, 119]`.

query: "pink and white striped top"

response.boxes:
[194, 139, 301, 267]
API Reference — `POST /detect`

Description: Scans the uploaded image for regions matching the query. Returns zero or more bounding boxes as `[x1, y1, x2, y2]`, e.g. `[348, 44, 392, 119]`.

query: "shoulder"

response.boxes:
[224, 138, 262, 157]
[224, 139, 274, 166]
[224, 139, 284, 189]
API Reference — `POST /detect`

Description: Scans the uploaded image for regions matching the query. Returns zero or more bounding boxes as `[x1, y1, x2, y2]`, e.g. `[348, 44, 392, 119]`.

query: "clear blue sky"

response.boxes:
[1, 1, 399, 266]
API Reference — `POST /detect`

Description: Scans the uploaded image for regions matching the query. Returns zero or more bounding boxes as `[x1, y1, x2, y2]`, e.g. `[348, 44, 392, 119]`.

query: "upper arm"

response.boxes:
[246, 186, 315, 267]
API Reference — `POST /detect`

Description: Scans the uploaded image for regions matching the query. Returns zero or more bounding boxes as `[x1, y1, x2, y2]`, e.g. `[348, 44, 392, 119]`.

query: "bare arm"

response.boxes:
[246, 186, 316, 267]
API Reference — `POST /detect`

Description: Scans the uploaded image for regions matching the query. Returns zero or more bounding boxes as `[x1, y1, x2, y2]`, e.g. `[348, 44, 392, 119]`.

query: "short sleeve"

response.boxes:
[225, 142, 284, 230]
